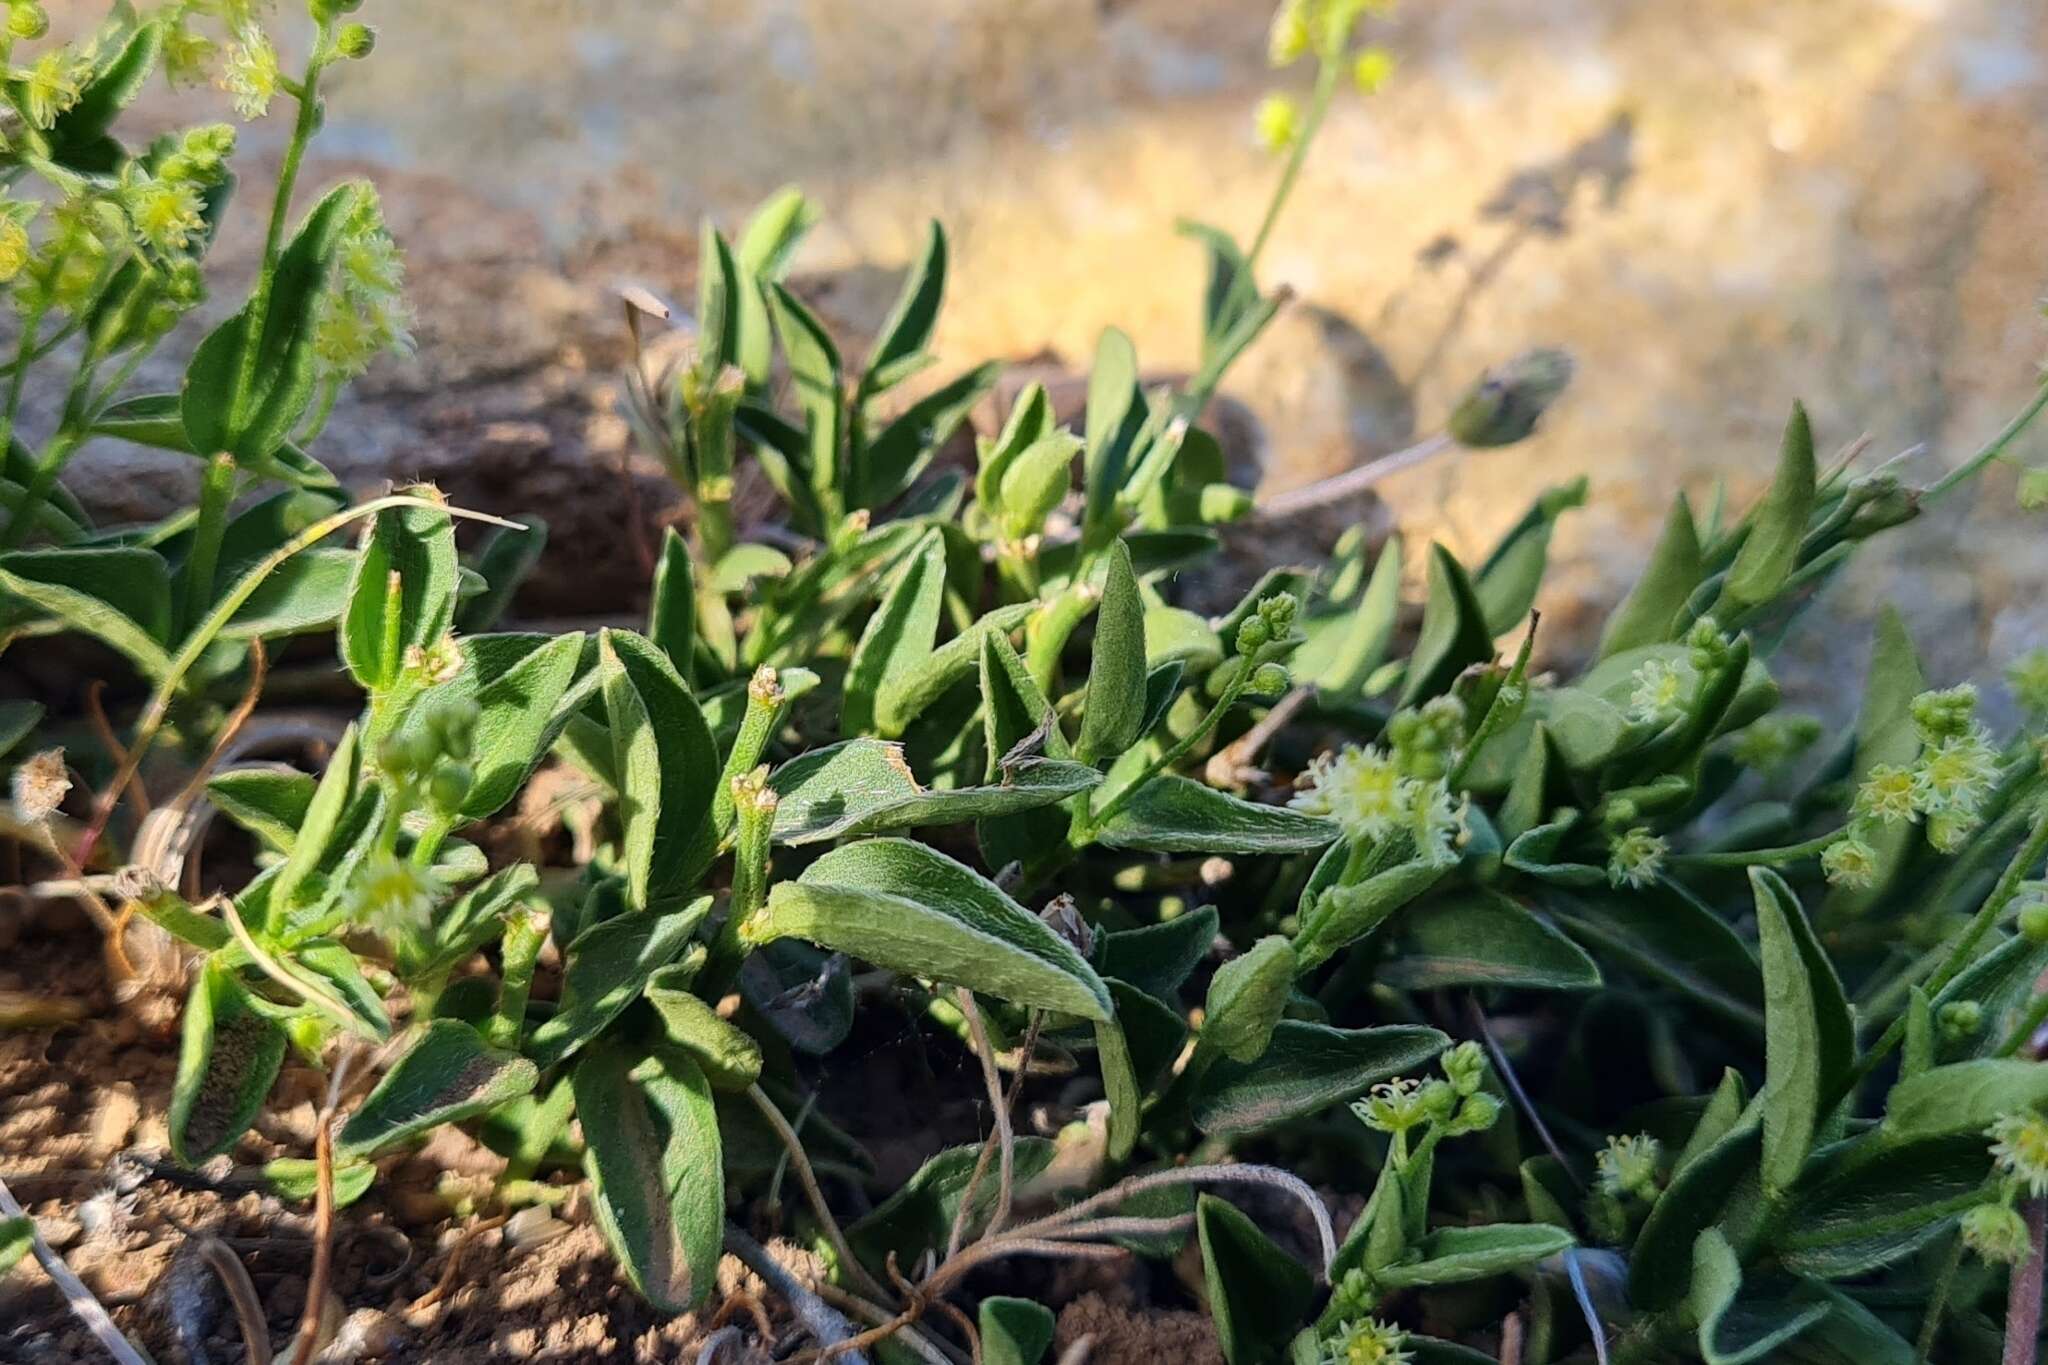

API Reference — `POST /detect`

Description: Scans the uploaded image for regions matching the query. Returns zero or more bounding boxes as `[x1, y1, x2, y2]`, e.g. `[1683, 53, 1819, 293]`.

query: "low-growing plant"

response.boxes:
[6, 2, 2048, 1363]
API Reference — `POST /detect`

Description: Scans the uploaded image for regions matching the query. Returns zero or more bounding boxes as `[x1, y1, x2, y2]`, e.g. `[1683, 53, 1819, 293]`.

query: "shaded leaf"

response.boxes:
[338, 1019, 538, 1158]
[1598, 494, 1702, 657]
[980, 1297, 1057, 1365]
[1092, 775, 1337, 855]
[0, 547, 172, 677]
[169, 960, 287, 1164]
[1378, 891, 1601, 992]
[770, 739, 1098, 844]
[1375, 1223, 1575, 1289]
[1076, 539, 1148, 763]
[1198, 1195, 1317, 1365]
[600, 630, 719, 906]
[1720, 402, 1817, 610]
[1193, 1021, 1448, 1135]
[526, 897, 713, 1070]
[1752, 868, 1853, 1193]
[1095, 906, 1217, 1001]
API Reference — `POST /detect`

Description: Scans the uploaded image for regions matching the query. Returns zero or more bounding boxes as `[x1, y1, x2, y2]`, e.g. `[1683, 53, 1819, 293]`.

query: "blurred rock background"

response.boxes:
[40, 0, 2048, 714]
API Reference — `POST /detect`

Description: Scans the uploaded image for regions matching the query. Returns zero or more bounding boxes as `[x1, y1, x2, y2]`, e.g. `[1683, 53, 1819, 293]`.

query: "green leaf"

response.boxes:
[1627, 1120, 1760, 1311]
[0, 1216, 35, 1277]
[862, 362, 1001, 510]
[0, 547, 172, 677]
[1093, 1006, 1143, 1163]
[1093, 775, 1337, 855]
[600, 630, 719, 907]
[1083, 328, 1147, 536]
[401, 863, 542, 982]
[734, 186, 820, 385]
[739, 942, 855, 1056]
[877, 601, 1034, 735]
[183, 183, 361, 462]
[262, 1157, 376, 1209]
[92, 393, 336, 489]
[44, 18, 161, 163]
[294, 939, 391, 1039]
[1378, 891, 1600, 992]
[207, 767, 314, 854]
[216, 547, 355, 640]
[647, 528, 697, 683]
[0, 700, 46, 759]
[1198, 1195, 1318, 1365]
[1751, 867, 1853, 1193]
[1598, 494, 1703, 657]
[976, 630, 1074, 873]
[1077, 539, 1149, 763]
[645, 965, 763, 1090]
[1932, 933, 2048, 1063]
[170, 959, 288, 1164]
[339, 500, 458, 691]
[1690, 1228, 1830, 1365]
[1375, 1223, 1574, 1289]
[770, 739, 1099, 844]
[575, 1040, 723, 1313]
[1295, 858, 1448, 974]
[1475, 479, 1585, 636]
[994, 428, 1082, 541]
[526, 897, 713, 1071]
[1296, 535, 1402, 695]
[1398, 544, 1495, 707]
[1773, 1131, 1991, 1277]
[766, 282, 845, 518]
[1108, 979, 1191, 1098]
[980, 1297, 1057, 1365]
[1545, 882, 1764, 1032]
[1720, 402, 1817, 610]
[459, 631, 586, 821]
[1192, 1021, 1448, 1135]
[862, 220, 948, 396]
[1203, 937, 1295, 1063]
[272, 724, 363, 914]
[1883, 1059, 2048, 1141]
[761, 839, 1112, 1020]
[1095, 906, 1218, 1000]
[843, 529, 947, 737]
[338, 1019, 538, 1158]
[848, 1138, 1058, 1275]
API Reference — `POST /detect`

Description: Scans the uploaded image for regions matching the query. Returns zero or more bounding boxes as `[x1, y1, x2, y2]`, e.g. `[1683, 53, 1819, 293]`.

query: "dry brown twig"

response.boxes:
[0, 1174, 152, 1365]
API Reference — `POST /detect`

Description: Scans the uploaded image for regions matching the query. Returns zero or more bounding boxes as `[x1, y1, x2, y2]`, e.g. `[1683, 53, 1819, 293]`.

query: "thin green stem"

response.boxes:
[487, 909, 549, 1051]
[1078, 670, 1252, 841]
[1927, 379, 2048, 506]
[180, 454, 239, 636]
[1673, 829, 1845, 869]
[2000, 988, 2048, 1059]
[1245, 59, 1339, 274]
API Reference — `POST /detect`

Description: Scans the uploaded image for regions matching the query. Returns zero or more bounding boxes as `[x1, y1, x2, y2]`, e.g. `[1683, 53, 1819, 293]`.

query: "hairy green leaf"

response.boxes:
[770, 739, 1098, 844]
[1378, 891, 1600, 992]
[1077, 539, 1148, 763]
[1752, 868, 1852, 1193]
[1198, 1194, 1317, 1365]
[526, 896, 712, 1070]
[1193, 1021, 1448, 1135]
[339, 1019, 538, 1158]
[1092, 775, 1337, 855]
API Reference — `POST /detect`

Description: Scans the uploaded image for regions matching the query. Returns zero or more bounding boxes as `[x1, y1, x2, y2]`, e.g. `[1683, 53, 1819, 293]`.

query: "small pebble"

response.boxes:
[502, 1205, 569, 1253]
[88, 1083, 140, 1160]
[314, 1308, 406, 1364]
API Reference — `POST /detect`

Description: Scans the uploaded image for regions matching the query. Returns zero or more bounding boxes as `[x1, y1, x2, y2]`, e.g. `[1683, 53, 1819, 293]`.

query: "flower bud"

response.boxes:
[428, 761, 474, 813]
[2019, 467, 2048, 512]
[8, 2, 49, 40]
[1254, 94, 1301, 153]
[1962, 1201, 2031, 1266]
[2019, 896, 2048, 945]
[1937, 999, 1982, 1042]
[1447, 348, 1574, 448]
[1352, 47, 1395, 94]
[335, 22, 376, 59]
[1251, 662, 1291, 694]
[1235, 615, 1271, 655]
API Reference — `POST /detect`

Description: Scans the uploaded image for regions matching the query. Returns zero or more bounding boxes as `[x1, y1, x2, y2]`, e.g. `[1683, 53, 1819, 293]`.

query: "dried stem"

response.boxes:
[196, 1235, 274, 1365]
[287, 1048, 355, 1365]
[2005, 1198, 2046, 1365]
[946, 991, 1019, 1257]
[0, 1175, 153, 1365]
[724, 1222, 870, 1365]
[1253, 432, 1455, 521]
[745, 1083, 888, 1303]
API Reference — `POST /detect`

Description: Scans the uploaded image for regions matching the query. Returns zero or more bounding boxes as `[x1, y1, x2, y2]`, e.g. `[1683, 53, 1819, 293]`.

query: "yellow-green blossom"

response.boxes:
[1820, 835, 1879, 890]
[1627, 656, 1692, 721]
[1292, 744, 1408, 842]
[1320, 1316, 1411, 1365]
[125, 177, 205, 256]
[1607, 826, 1666, 888]
[20, 47, 84, 129]
[1961, 1201, 2031, 1266]
[1855, 763, 1918, 824]
[1255, 93, 1301, 153]
[1989, 1110, 2048, 1198]
[219, 27, 280, 119]
[348, 852, 440, 941]
[1595, 1132, 1661, 1200]
[1352, 47, 1395, 94]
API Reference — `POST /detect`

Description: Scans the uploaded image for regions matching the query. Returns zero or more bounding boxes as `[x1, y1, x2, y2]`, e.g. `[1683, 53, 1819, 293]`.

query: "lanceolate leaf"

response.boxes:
[1598, 493, 1702, 658]
[1092, 775, 1337, 855]
[207, 765, 317, 857]
[1192, 1021, 1447, 1135]
[339, 499, 459, 691]
[0, 547, 173, 677]
[1374, 1224, 1575, 1289]
[1881, 1058, 2048, 1142]
[758, 839, 1112, 1021]
[647, 528, 697, 683]
[848, 1139, 1058, 1275]
[338, 1019, 538, 1158]
[769, 739, 1099, 844]
[526, 896, 712, 1070]
[459, 631, 587, 821]
[862, 220, 948, 397]
[1690, 1228, 1830, 1365]
[1082, 328, 1147, 537]
[1475, 479, 1585, 636]
[1295, 535, 1402, 695]
[183, 183, 361, 463]
[1378, 892, 1600, 992]
[1398, 544, 1496, 707]
[170, 960, 288, 1165]
[877, 600, 1034, 735]
[980, 1298, 1057, 1365]
[1628, 1120, 1760, 1311]
[1719, 402, 1816, 611]
[599, 630, 719, 906]
[842, 529, 946, 737]
[1544, 881, 1764, 1032]
[1076, 539, 1148, 763]
[862, 361, 1001, 511]
[575, 1040, 724, 1313]
[1773, 1131, 1992, 1277]
[1094, 906, 1218, 1000]
[1751, 868, 1853, 1193]
[646, 965, 763, 1090]
[1198, 1194, 1317, 1365]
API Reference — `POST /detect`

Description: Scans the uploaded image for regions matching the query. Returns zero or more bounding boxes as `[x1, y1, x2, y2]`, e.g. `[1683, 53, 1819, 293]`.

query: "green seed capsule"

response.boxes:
[336, 22, 376, 59]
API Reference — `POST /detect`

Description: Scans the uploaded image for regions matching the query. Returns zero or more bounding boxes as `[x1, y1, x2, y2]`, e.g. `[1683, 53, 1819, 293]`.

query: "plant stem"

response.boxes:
[1079, 669, 1253, 840]
[1245, 57, 1339, 276]
[2006, 1198, 2046, 1365]
[1673, 829, 1845, 869]
[181, 453, 239, 636]
[743, 1084, 888, 1303]
[0, 1176, 153, 1365]
[1928, 380, 2048, 506]
[486, 909, 548, 1051]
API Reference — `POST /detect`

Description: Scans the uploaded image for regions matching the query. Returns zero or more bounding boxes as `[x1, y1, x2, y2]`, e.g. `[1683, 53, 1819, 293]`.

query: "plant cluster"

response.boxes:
[5, 3, 2048, 1364]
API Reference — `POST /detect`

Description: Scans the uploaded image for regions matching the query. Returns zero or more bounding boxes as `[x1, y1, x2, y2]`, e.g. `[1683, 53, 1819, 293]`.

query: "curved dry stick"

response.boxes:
[1002, 1163, 1336, 1272]
[745, 1083, 889, 1304]
[195, 1235, 274, 1365]
[945, 991, 1016, 1257]
[724, 1222, 870, 1365]
[1252, 433, 1455, 522]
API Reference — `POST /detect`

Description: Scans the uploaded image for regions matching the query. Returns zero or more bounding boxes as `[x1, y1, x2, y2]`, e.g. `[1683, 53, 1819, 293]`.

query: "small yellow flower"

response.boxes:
[1292, 745, 1412, 843]
[219, 28, 281, 120]
[1820, 836, 1879, 890]
[1320, 1317, 1411, 1365]
[1255, 93, 1301, 153]
[1353, 47, 1395, 94]
[1855, 764, 1918, 824]
[1596, 1132, 1662, 1200]
[162, 19, 217, 87]
[1989, 1110, 2048, 1198]
[126, 178, 205, 256]
[1268, 0, 1311, 67]
[0, 211, 30, 283]
[21, 48, 84, 129]
[348, 852, 440, 940]
[1351, 1076, 1432, 1134]
[1607, 826, 1667, 888]
[1961, 1201, 2031, 1266]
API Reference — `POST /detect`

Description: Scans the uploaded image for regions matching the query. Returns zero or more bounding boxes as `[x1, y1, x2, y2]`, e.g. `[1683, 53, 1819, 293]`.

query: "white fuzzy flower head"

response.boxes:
[1989, 1110, 2048, 1199]
[1320, 1316, 1412, 1365]
[1595, 1132, 1662, 1200]
[1628, 656, 1693, 722]
[1292, 744, 1410, 843]
[219, 29, 281, 120]
[1854, 764, 1918, 825]
[1606, 826, 1666, 888]
[348, 853, 440, 941]
[1351, 1077, 1439, 1135]
[11, 747, 70, 823]
[1913, 729, 2000, 821]
[1961, 1201, 2031, 1266]
[1820, 835, 1879, 890]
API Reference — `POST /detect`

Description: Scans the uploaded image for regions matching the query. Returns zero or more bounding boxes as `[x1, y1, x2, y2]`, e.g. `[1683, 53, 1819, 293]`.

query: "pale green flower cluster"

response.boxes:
[314, 188, 413, 385]
[1318, 1316, 1411, 1365]
[1595, 1132, 1662, 1200]
[1606, 825, 1667, 888]
[1291, 741, 1463, 865]
[1966, 1109, 2048, 1266]
[1824, 684, 2007, 887]
[1627, 655, 1694, 722]
[1350, 1042, 1500, 1140]
[1257, 0, 1399, 153]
